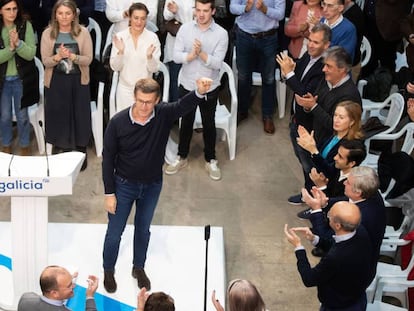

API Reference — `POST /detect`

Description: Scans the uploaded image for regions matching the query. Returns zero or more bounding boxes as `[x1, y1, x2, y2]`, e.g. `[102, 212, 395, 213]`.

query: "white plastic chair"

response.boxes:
[380, 235, 411, 260]
[178, 62, 238, 160]
[12, 57, 45, 154]
[362, 118, 413, 170]
[360, 36, 372, 68]
[367, 278, 414, 310]
[146, 20, 159, 33]
[109, 62, 169, 119]
[87, 17, 102, 61]
[102, 24, 114, 63]
[232, 47, 286, 119]
[90, 82, 104, 157]
[366, 234, 414, 307]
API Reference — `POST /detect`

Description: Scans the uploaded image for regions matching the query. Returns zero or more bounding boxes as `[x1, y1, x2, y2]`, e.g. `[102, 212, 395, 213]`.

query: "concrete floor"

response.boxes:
[0, 88, 321, 310]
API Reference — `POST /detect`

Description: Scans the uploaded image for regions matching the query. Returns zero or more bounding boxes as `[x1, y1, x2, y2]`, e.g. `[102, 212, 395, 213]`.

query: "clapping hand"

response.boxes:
[9, 28, 19, 50]
[167, 0, 178, 13]
[276, 52, 295, 77]
[256, 0, 267, 13]
[295, 92, 318, 110]
[196, 77, 212, 95]
[408, 98, 414, 122]
[291, 227, 315, 242]
[86, 275, 99, 298]
[113, 35, 125, 54]
[245, 0, 254, 12]
[309, 167, 329, 188]
[301, 186, 328, 210]
[296, 125, 317, 154]
[284, 224, 302, 248]
[146, 44, 156, 59]
[211, 290, 224, 311]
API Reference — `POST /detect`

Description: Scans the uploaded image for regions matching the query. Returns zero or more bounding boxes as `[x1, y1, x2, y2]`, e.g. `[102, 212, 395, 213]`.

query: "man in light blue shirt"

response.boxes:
[230, 0, 285, 135]
[165, 0, 228, 181]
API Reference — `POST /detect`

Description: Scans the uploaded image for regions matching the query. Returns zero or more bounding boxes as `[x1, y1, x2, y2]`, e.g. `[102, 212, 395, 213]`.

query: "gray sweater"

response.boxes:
[17, 292, 97, 311]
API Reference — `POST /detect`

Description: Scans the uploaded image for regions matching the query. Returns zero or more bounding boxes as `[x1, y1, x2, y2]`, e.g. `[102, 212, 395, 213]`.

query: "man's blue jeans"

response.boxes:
[235, 27, 277, 117]
[103, 176, 162, 271]
[0, 77, 30, 147]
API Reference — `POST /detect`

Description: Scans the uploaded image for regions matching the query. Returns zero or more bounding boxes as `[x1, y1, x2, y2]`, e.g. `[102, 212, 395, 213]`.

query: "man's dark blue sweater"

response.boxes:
[102, 91, 205, 194]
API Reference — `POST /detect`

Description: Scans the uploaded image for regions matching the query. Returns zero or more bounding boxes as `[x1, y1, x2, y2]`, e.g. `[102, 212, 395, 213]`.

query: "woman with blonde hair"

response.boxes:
[212, 279, 266, 311]
[40, 0, 92, 169]
[296, 100, 363, 189]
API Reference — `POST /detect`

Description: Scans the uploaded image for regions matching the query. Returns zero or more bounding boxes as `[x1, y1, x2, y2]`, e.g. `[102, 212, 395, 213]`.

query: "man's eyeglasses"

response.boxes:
[136, 98, 156, 106]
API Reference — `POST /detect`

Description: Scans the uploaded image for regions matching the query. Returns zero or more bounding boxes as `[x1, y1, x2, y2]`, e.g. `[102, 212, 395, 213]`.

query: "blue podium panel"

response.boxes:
[0, 223, 226, 311]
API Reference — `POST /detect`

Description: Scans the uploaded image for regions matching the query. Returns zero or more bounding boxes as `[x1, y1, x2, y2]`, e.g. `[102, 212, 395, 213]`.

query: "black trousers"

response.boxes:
[178, 85, 219, 162]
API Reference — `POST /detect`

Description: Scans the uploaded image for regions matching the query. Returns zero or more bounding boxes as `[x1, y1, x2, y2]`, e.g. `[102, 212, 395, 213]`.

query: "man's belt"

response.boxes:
[239, 27, 277, 39]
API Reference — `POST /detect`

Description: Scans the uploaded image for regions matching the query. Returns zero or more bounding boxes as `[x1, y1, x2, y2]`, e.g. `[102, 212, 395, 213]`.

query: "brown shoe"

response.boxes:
[263, 117, 275, 135]
[2, 146, 12, 154]
[20, 146, 31, 156]
[132, 267, 151, 290]
[103, 270, 117, 293]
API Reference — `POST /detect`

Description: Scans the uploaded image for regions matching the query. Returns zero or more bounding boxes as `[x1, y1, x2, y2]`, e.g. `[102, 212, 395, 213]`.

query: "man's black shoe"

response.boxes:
[288, 194, 303, 205]
[103, 270, 117, 293]
[311, 247, 326, 257]
[297, 208, 312, 220]
[132, 267, 151, 290]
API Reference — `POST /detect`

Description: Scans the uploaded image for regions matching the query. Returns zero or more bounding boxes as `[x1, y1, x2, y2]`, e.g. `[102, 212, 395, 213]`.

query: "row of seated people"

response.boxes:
[17, 265, 265, 311]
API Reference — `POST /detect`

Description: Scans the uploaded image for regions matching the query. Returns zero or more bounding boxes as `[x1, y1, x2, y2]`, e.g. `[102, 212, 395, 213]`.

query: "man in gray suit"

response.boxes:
[17, 265, 98, 311]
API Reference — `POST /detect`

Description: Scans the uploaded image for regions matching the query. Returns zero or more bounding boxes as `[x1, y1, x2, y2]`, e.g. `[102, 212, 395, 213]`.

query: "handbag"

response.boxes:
[164, 19, 182, 36]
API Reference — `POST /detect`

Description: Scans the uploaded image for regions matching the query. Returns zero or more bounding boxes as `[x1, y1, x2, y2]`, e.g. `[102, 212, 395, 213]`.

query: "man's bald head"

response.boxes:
[40, 266, 71, 295]
[328, 201, 361, 233]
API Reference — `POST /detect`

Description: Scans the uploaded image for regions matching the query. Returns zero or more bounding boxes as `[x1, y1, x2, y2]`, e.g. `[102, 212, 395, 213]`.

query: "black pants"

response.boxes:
[178, 85, 219, 162]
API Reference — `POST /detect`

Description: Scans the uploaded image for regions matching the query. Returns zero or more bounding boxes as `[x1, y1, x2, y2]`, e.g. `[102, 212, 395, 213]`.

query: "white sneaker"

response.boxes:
[205, 159, 221, 181]
[165, 156, 188, 175]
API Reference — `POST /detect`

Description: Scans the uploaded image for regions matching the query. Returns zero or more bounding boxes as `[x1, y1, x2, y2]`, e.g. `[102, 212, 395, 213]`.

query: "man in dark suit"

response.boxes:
[285, 201, 372, 310]
[276, 23, 331, 202]
[302, 166, 386, 281]
[286, 46, 361, 204]
[297, 139, 367, 220]
[17, 265, 98, 311]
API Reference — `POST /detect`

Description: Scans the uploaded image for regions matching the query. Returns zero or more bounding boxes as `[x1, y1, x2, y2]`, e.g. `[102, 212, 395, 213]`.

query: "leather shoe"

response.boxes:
[311, 247, 326, 257]
[237, 112, 248, 125]
[132, 267, 151, 290]
[103, 270, 117, 293]
[20, 146, 31, 156]
[263, 117, 275, 135]
[2, 146, 12, 154]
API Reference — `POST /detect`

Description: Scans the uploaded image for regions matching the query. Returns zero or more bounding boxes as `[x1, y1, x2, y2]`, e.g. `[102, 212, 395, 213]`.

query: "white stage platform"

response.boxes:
[0, 223, 226, 311]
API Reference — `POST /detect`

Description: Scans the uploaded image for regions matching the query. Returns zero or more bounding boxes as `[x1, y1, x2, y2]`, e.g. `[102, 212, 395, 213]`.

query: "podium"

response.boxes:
[0, 151, 85, 310]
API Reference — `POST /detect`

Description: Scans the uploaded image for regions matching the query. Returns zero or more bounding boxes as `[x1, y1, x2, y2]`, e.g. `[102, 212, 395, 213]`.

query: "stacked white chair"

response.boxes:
[366, 278, 414, 310]
[367, 233, 414, 307]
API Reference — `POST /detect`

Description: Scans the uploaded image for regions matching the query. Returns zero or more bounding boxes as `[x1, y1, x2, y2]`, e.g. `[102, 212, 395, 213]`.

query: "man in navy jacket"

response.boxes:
[285, 201, 372, 310]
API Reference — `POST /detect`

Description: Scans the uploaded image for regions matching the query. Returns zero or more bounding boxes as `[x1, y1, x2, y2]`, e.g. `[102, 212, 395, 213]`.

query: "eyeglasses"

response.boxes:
[136, 98, 156, 106]
[321, 1, 338, 8]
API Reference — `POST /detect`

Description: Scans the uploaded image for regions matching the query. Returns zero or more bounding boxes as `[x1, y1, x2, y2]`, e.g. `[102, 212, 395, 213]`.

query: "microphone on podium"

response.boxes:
[7, 153, 15, 177]
[204, 225, 211, 311]
[38, 120, 50, 177]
